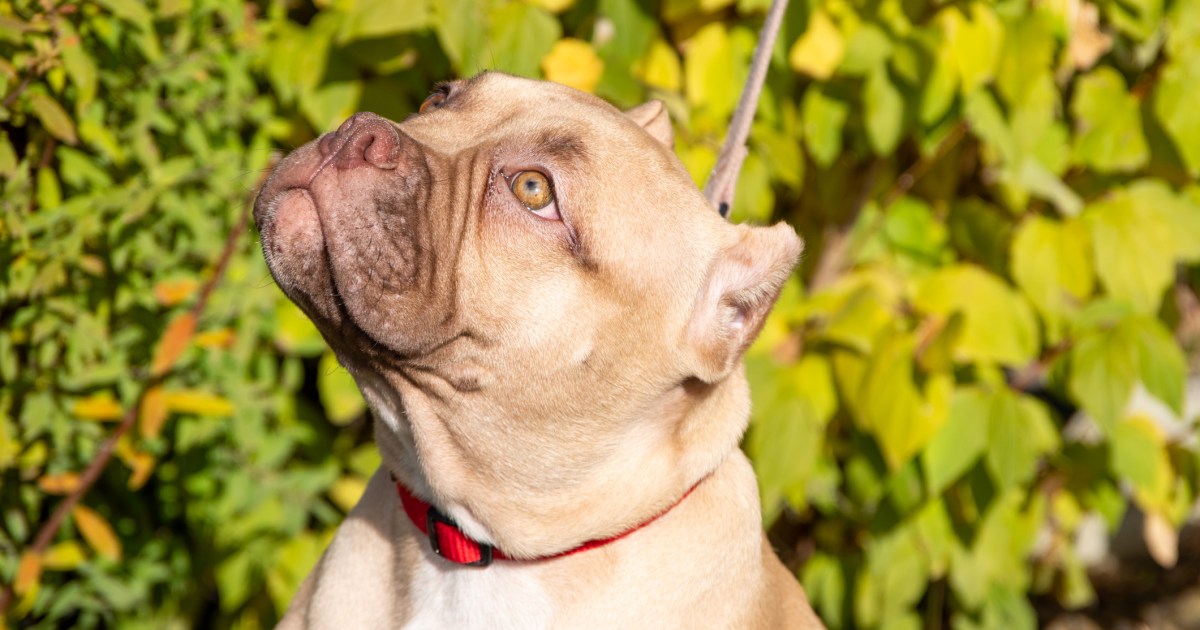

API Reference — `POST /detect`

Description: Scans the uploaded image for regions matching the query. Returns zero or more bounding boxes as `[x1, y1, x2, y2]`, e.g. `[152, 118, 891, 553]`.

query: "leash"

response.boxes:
[703, 0, 790, 218]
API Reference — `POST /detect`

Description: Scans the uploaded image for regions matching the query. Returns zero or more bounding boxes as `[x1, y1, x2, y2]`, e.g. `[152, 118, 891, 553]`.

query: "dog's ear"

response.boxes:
[625, 100, 673, 149]
[685, 223, 803, 383]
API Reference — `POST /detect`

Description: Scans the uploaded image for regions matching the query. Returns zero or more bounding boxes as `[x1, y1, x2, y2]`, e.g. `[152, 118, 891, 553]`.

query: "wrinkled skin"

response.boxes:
[255, 73, 820, 628]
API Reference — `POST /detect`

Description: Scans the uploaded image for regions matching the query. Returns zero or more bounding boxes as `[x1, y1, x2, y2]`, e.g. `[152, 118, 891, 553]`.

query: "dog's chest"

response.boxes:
[402, 560, 554, 630]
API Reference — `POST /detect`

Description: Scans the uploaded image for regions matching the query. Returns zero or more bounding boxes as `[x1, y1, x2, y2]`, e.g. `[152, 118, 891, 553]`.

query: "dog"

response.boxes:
[254, 72, 823, 629]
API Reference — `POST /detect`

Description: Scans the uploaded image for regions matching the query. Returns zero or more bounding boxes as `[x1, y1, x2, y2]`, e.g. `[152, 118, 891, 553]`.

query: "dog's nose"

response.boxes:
[320, 112, 402, 170]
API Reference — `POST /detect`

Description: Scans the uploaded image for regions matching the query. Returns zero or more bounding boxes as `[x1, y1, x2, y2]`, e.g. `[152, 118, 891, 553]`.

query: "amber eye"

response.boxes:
[419, 90, 447, 113]
[510, 171, 554, 210]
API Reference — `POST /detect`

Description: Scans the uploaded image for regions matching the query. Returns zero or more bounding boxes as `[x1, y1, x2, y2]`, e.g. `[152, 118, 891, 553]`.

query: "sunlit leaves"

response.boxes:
[922, 387, 988, 495]
[336, 0, 429, 42]
[1010, 216, 1094, 342]
[684, 23, 738, 120]
[487, 2, 561, 78]
[317, 352, 366, 426]
[28, 91, 78, 145]
[1070, 67, 1148, 172]
[1083, 187, 1175, 314]
[633, 39, 682, 92]
[914, 265, 1039, 366]
[937, 2, 1003, 96]
[542, 38, 604, 93]
[788, 9, 844, 80]
[1154, 52, 1200, 177]
[1068, 314, 1186, 433]
[801, 85, 848, 168]
[864, 66, 903, 155]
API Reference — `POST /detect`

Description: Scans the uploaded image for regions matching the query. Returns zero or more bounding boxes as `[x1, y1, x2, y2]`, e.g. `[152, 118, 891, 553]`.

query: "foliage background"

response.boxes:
[3, 0, 1200, 627]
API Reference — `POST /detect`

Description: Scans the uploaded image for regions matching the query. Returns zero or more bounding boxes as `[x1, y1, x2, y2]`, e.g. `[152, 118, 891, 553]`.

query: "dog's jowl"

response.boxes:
[255, 73, 824, 629]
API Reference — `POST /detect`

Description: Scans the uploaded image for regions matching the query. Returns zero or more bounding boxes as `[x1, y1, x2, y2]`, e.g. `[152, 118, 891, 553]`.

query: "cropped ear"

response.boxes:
[625, 100, 674, 149]
[685, 223, 803, 383]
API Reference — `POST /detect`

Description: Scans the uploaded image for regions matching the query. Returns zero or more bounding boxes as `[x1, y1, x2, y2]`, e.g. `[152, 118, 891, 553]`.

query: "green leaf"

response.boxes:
[1127, 317, 1187, 415]
[1070, 67, 1148, 172]
[297, 55, 363, 132]
[59, 22, 98, 108]
[1010, 215, 1093, 342]
[802, 85, 848, 168]
[488, 3, 561, 78]
[28, 92, 78, 145]
[864, 66, 904, 156]
[801, 553, 846, 629]
[1152, 50, 1200, 177]
[985, 390, 1056, 490]
[913, 265, 1039, 366]
[434, 0, 490, 75]
[338, 0, 429, 42]
[939, 2, 1003, 95]
[1110, 416, 1172, 511]
[317, 352, 366, 426]
[594, 0, 658, 103]
[949, 491, 1040, 610]
[273, 297, 327, 357]
[884, 197, 946, 260]
[919, 43, 957, 125]
[94, 0, 153, 27]
[1083, 188, 1175, 314]
[1131, 179, 1200, 263]
[839, 23, 892, 76]
[1068, 327, 1138, 433]
[996, 12, 1056, 107]
[923, 387, 989, 495]
[859, 334, 952, 469]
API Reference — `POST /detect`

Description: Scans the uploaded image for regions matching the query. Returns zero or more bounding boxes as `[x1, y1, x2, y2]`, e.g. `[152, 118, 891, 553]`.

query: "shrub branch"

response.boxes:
[0, 199, 252, 616]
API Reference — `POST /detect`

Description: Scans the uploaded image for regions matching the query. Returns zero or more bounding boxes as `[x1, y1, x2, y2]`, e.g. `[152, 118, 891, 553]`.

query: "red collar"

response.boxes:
[395, 476, 703, 567]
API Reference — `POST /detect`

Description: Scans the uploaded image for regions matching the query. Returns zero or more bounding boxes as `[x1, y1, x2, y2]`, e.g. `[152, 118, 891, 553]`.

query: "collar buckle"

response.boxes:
[426, 504, 494, 567]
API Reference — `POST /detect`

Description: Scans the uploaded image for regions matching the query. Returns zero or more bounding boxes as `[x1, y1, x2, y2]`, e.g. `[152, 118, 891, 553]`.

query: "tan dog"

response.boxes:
[255, 73, 822, 629]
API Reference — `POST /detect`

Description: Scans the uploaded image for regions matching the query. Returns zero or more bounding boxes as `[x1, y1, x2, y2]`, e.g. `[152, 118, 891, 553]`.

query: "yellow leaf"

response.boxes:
[43, 541, 87, 570]
[541, 39, 604, 94]
[195, 328, 236, 349]
[525, 0, 575, 13]
[789, 9, 845, 80]
[162, 389, 235, 416]
[152, 312, 196, 375]
[14, 551, 42, 595]
[139, 385, 168, 439]
[72, 504, 122, 561]
[634, 39, 682, 92]
[153, 278, 198, 306]
[116, 438, 156, 490]
[329, 475, 368, 512]
[73, 392, 124, 422]
[37, 472, 80, 495]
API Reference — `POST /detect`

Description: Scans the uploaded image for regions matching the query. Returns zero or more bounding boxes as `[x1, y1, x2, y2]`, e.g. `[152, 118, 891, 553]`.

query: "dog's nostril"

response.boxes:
[325, 112, 402, 171]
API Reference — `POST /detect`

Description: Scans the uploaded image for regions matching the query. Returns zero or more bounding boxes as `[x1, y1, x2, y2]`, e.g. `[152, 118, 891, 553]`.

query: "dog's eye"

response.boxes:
[419, 90, 448, 113]
[510, 171, 557, 216]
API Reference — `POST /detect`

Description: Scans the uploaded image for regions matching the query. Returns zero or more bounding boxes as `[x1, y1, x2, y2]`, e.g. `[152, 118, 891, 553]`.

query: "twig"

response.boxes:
[703, 0, 789, 217]
[809, 121, 969, 290]
[1008, 340, 1073, 392]
[0, 199, 252, 616]
[810, 160, 881, 290]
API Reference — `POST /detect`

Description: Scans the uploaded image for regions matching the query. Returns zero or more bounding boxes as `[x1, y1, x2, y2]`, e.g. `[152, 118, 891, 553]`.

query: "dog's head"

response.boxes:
[254, 73, 801, 554]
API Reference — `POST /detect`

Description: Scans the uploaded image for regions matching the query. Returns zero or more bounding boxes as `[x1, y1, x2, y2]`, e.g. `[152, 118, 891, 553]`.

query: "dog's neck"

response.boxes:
[356, 366, 753, 555]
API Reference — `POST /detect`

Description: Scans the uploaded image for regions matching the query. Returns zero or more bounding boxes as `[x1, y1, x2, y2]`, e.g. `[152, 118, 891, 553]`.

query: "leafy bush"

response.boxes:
[2, 0, 1198, 627]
